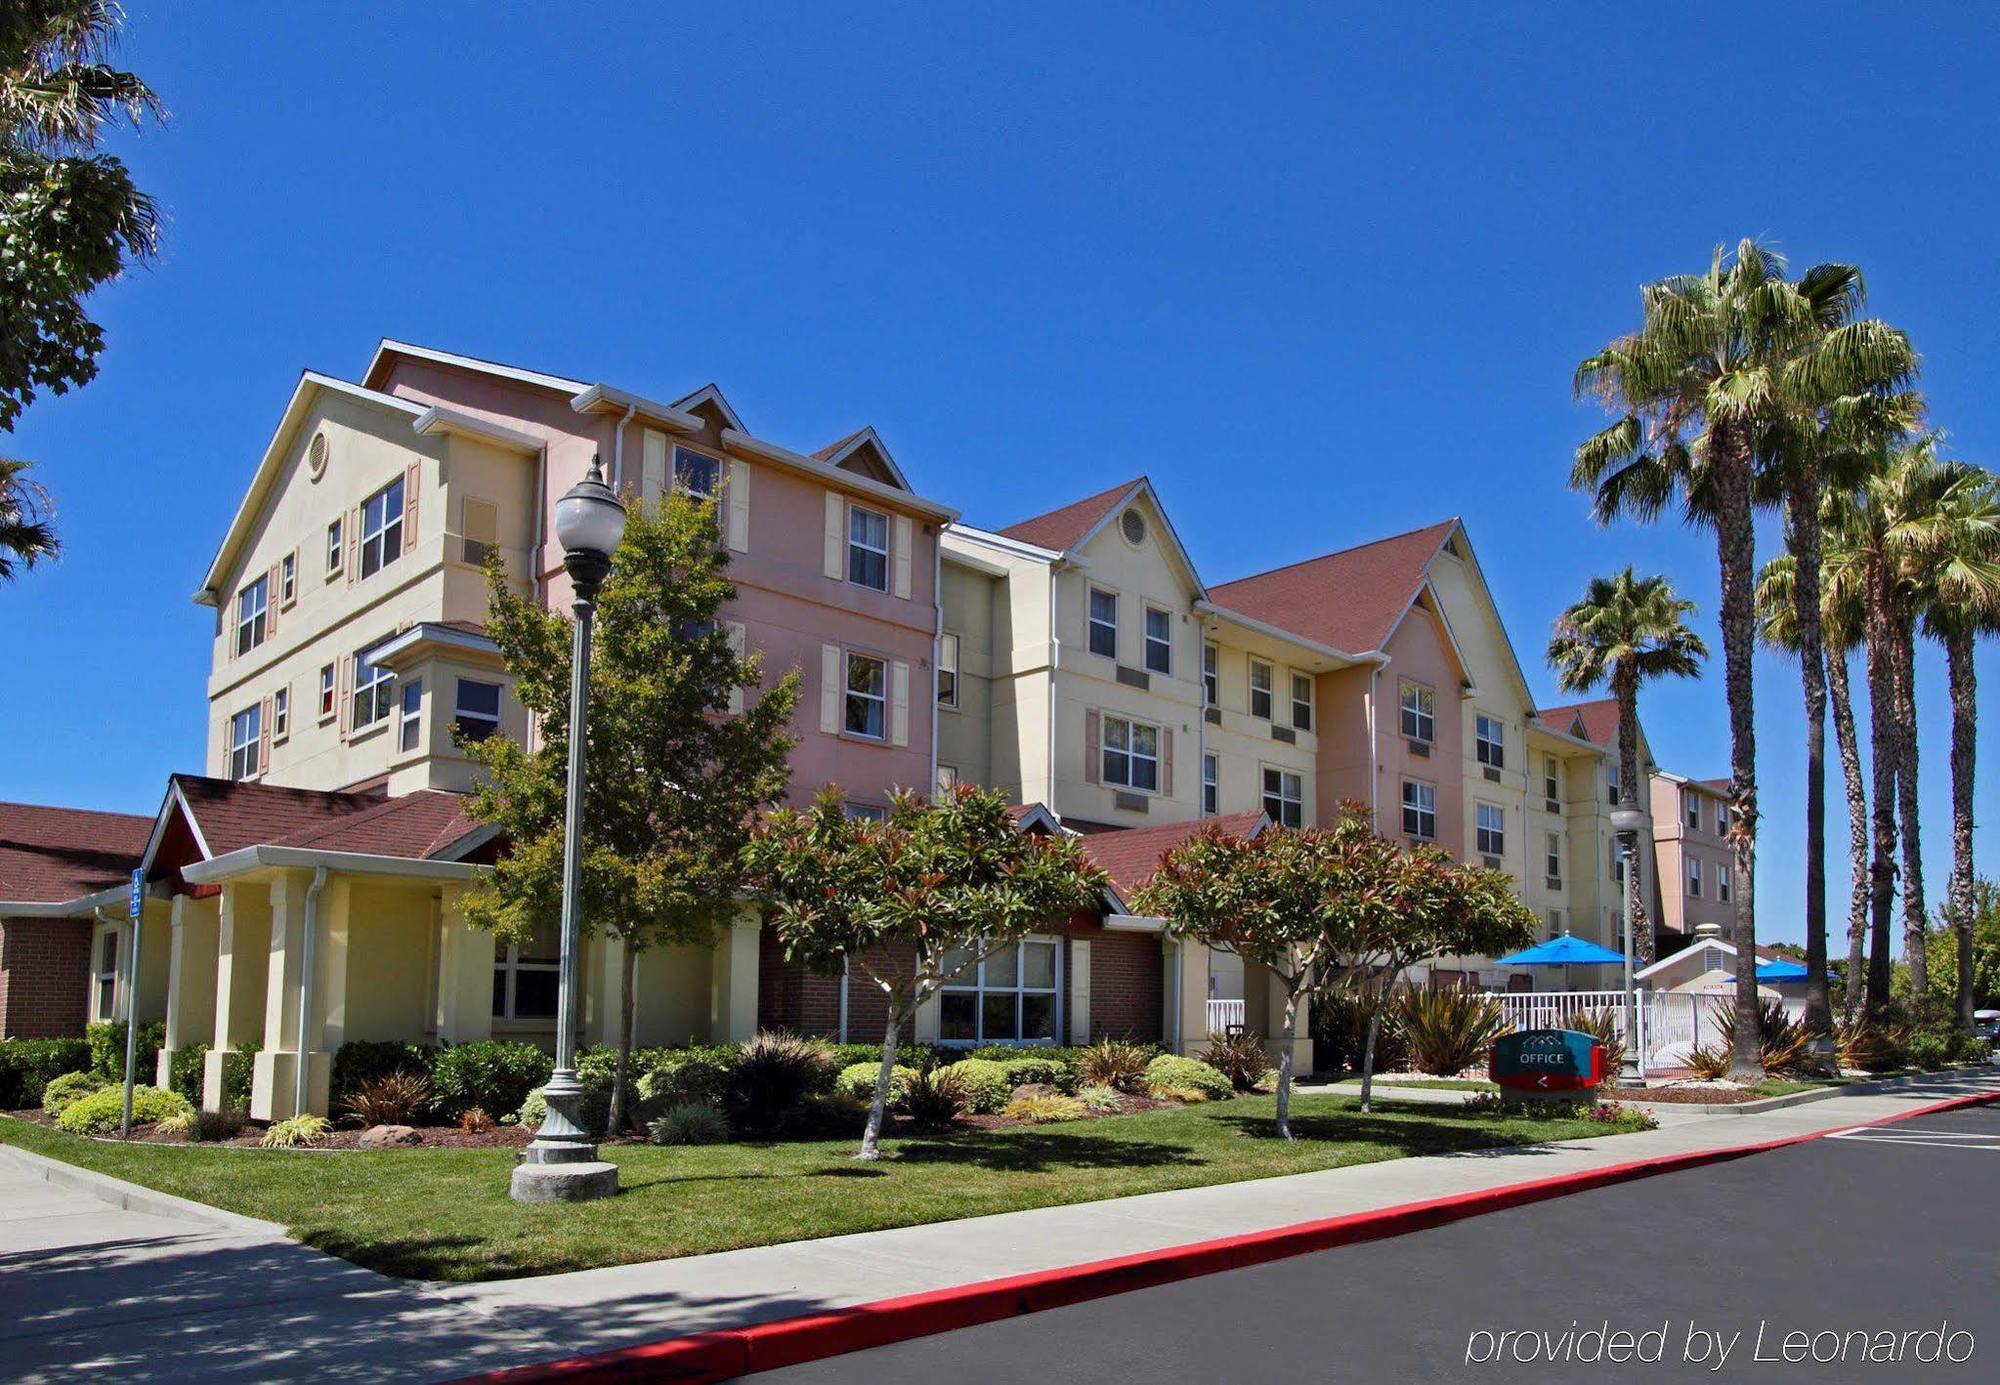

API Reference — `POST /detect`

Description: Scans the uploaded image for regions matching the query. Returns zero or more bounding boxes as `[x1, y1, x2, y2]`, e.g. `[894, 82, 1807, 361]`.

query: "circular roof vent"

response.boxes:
[307, 431, 329, 481]
[1120, 508, 1146, 546]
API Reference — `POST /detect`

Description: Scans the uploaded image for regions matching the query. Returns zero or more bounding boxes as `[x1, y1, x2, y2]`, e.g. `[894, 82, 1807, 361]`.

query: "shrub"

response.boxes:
[42, 1070, 109, 1115]
[997, 1055, 1074, 1092]
[1144, 1055, 1232, 1102]
[167, 1043, 208, 1106]
[0, 1036, 92, 1107]
[940, 1059, 1013, 1114]
[1002, 1093, 1087, 1123]
[86, 1020, 166, 1080]
[1904, 1031, 1952, 1071]
[1079, 1038, 1151, 1093]
[900, 1065, 970, 1128]
[189, 1108, 244, 1142]
[728, 1031, 832, 1132]
[834, 1061, 915, 1106]
[57, 1084, 191, 1135]
[222, 1041, 259, 1112]
[650, 1102, 733, 1145]
[156, 1107, 195, 1139]
[1199, 1030, 1272, 1092]
[638, 1046, 738, 1112]
[331, 1040, 437, 1105]
[429, 1041, 552, 1121]
[1554, 1006, 1627, 1077]
[343, 1072, 432, 1126]
[1692, 1001, 1814, 1078]
[828, 1041, 943, 1073]
[260, 1113, 331, 1148]
[1836, 1013, 1905, 1072]
[1396, 987, 1509, 1077]
[459, 1106, 495, 1133]
[1312, 985, 1408, 1076]
[1077, 1084, 1123, 1113]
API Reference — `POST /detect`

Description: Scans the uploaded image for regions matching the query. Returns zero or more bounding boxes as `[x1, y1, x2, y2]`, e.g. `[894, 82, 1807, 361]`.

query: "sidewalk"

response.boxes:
[3, 1069, 1994, 1382]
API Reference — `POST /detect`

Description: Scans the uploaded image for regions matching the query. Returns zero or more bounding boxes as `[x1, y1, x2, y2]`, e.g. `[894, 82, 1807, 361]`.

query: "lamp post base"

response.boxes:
[510, 1160, 619, 1204]
[1614, 1061, 1647, 1090]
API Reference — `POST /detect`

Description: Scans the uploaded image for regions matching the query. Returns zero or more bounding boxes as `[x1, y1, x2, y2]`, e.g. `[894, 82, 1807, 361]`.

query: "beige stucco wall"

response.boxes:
[937, 558, 999, 792]
[1199, 618, 1323, 823]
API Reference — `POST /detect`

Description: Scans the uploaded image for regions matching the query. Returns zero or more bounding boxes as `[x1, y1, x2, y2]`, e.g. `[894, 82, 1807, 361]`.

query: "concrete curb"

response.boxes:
[0, 1140, 290, 1238]
[457, 1087, 2000, 1385]
[1622, 1067, 1997, 1117]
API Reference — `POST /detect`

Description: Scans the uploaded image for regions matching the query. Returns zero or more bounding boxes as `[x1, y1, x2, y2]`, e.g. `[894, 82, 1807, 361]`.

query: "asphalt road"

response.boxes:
[762, 1105, 2000, 1384]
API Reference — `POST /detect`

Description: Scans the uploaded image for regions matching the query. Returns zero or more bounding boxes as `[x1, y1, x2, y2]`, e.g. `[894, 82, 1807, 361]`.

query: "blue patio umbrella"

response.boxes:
[1755, 958, 1808, 982]
[1494, 930, 1631, 993]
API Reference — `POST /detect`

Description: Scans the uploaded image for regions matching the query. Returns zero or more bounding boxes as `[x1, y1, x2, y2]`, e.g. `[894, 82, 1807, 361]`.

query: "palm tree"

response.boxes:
[1573, 241, 1908, 1078]
[1547, 569, 1707, 965]
[0, 458, 58, 579]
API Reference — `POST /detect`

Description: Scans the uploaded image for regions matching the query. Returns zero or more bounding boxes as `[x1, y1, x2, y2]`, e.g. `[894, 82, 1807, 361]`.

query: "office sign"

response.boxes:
[1490, 1028, 1606, 1092]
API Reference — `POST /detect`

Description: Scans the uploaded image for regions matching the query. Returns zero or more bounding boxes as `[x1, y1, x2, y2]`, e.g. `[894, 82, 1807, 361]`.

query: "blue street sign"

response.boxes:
[129, 868, 144, 920]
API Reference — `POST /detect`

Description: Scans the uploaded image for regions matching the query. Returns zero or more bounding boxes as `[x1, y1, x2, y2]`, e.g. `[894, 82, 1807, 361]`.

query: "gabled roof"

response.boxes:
[1535, 698, 1622, 748]
[1078, 811, 1267, 911]
[1207, 520, 1459, 657]
[142, 776, 484, 880]
[671, 383, 745, 433]
[1636, 935, 1795, 980]
[364, 339, 589, 396]
[996, 477, 1148, 552]
[810, 426, 913, 492]
[0, 802, 153, 908]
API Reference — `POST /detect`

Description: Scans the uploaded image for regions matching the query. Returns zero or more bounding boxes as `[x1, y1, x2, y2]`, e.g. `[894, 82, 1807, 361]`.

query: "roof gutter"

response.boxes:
[570, 382, 704, 436]
[181, 845, 487, 886]
[719, 428, 959, 523]
[0, 883, 131, 918]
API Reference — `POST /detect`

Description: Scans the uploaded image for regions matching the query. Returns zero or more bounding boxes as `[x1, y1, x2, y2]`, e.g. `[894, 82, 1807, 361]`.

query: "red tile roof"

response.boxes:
[1078, 811, 1266, 906]
[1535, 698, 1622, 748]
[1206, 520, 1458, 655]
[0, 802, 153, 905]
[995, 477, 1146, 552]
[167, 776, 478, 863]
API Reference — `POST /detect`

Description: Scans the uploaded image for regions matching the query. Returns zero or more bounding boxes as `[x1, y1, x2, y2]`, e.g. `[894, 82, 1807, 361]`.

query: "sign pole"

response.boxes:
[120, 869, 144, 1141]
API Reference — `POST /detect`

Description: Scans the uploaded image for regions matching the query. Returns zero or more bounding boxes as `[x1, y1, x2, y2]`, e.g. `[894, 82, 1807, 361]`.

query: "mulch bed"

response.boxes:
[1624, 1086, 1769, 1105]
[5, 1107, 538, 1150]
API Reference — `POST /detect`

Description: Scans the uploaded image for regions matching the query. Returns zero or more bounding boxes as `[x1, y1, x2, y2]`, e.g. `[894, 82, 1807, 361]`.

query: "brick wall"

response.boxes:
[0, 917, 92, 1039]
[1066, 917, 1163, 1043]
[756, 927, 906, 1043]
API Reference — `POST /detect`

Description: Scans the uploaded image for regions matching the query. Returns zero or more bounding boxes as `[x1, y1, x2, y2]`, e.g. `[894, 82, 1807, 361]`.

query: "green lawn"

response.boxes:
[0, 1096, 1644, 1283]
[1365, 1078, 1499, 1092]
[1747, 1076, 1849, 1097]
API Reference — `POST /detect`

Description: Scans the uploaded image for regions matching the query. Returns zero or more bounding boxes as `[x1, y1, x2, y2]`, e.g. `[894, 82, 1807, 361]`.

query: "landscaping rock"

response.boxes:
[359, 1124, 423, 1148]
[1011, 1082, 1060, 1100]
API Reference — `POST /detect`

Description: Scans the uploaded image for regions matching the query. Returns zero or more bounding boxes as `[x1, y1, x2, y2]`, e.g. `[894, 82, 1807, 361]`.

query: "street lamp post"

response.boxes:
[1611, 806, 1648, 1089]
[511, 456, 626, 1205]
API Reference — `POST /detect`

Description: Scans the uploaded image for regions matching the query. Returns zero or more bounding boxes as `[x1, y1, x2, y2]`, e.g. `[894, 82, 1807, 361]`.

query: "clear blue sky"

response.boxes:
[5, 5, 1996, 948]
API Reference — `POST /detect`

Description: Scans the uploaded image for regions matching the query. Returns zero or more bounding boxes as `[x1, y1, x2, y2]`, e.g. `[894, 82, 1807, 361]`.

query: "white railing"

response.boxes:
[1206, 999, 1246, 1034]
[1481, 989, 1810, 1074]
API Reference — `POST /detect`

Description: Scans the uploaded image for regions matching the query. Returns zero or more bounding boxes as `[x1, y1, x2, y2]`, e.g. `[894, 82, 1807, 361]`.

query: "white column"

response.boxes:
[1067, 939, 1092, 1044]
[434, 884, 494, 1043]
[707, 911, 762, 1043]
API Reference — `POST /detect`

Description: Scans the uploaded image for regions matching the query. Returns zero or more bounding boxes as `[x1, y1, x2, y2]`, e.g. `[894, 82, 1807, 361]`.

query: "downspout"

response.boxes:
[1196, 617, 1209, 813]
[530, 444, 549, 607]
[293, 866, 329, 1119]
[839, 959, 851, 1044]
[609, 403, 637, 493]
[1047, 561, 1062, 813]
[930, 534, 943, 793]
[1367, 662, 1381, 824]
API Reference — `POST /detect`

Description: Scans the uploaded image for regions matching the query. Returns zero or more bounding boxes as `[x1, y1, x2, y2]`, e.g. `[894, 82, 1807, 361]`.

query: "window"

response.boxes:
[235, 575, 268, 656]
[847, 504, 888, 591]
[937, 632, 959, 708]
[1475, 714, 1505, 769]
[1202, 752, 1219, 815]
[359, 476, 406, 579]
[1102, 715, 1160, 792]
[1088, 588, 1118, 658]
[1547, 909, 1564, 939]
[280, 552, 297, 607]
[1402, 780, 1437, 840]
[273, 687, 290, 741]
[454, 679, 501, 743]
[674, 447, 721, 499]
[1144, 606, 1172, 674]
[318, 663, 336, 719]
[351, 641, 396, 729]
[844, 652, 887, 739]
[1290, 673, 1313, 731]
[1262, 768, 1303, 828]
[935, 764, 959, 796]
[1400, 681, 1435, 743]
[1544, 755, 1560, 804]
[1613, 841, 1626, 885]
[1718, 861, 1732, 902]
[939, 938, 1059, 1044]
[1607, 760, 1622, 805]
[461, 497, 498, 567]
[493, 918, 559, 1021]
[1545, 831, 1562, 881]
[229, 704, 261, 780]
[1202, 643, 1218, 706]
[1476, 803, 1506, 857]
[1249, 659, 1274, 719]
[1688, 858, 1702, 897]
[1686, 792, 1700, 830]
[844, 803, 888, 823]
[1719, 802, 1733, 835]
[96, 930, 118, 1020]
[326, 517, 343, 576]
[399, 678, 424, 752]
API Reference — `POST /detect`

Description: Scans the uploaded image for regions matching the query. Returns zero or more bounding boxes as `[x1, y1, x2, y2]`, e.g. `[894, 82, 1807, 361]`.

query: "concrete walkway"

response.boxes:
[3, 1069, 1995, 1382]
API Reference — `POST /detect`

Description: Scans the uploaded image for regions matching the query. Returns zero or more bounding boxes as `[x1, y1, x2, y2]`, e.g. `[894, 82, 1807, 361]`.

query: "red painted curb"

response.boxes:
[463, 1085, 2000, 1385]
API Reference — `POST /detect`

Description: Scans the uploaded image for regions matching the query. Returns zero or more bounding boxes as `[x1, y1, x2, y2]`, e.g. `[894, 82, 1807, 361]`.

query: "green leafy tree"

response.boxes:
[462, 492, 801, 1136]
[746, 784, 1107, 1159]
[2, 2, 162, 575]
[1547, 568, 1707, 965]
[1919, 881, 2000, 1014]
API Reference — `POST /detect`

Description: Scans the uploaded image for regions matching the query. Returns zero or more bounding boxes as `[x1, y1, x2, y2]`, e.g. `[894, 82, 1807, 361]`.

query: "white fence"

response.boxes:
[1206, 999, 1246, 1034]
[1482, 990, 1807, 1074]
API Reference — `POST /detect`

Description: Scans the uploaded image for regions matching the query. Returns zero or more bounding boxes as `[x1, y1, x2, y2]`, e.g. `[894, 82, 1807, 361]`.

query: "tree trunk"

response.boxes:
[1787, 482, 1832, 1040]
[859, 995, 906, 1160]
[1828, 647, 1870, 1024]
[1712, 435, 1762, 1083]
[1862, 568, 1899, 1008]
[1892, 618, 1927, 1004]
[1358, 968, 1398, 1115]
[605, 942, 639, 1138]
[1946, 629, 1978, 1030]
[1614, 664, 1650, 963]
[1273, 976, 1301, 1140]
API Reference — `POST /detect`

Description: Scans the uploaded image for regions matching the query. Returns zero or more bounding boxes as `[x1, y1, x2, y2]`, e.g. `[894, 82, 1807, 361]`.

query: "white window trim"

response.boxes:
[847, 502, 889, 592]
[494, 936, 560, 1023]
[454, 678, 502, 743]
[937, 935, 1063, 1047]
[1402, 779, 1437, 840]
[1262, 766, 1303, 828]
[1202, 642, 1218, 706]
[1202, 752, 1219, 816]
[1688, 857, 1703, 897]
[1718, 861, 1732, 902]
[1101, 713, 1161, 793]
[674, 445, 722, 500]
[272, 686, 290, 743]
[229, 704, 261, 780]
[235, 576, 268, 655]
[351, 642, 396, 732]
[937, 631, 960, 709]
[844, 650, 888, 740]
[1476, 802, 1506, 857]
[359, 476, 405, 580]
[1088, 587, 1119, 659]
[279, 552, 297, 607]
[1400, 680, 1435, 743]
[1143, 605, 1173, 675]
[1290, 672, 1313, 731]
[1248, 658, 1274, 720]
[1543, 756, 1560, 803]
[398, 678, 424, 753]
[94, 930, 119, 1022]
[1475, 713, 1505, 769]
[1545, 830, 1562, 881]
[325, 517, 344, 578]
[317, 663, 336, 722]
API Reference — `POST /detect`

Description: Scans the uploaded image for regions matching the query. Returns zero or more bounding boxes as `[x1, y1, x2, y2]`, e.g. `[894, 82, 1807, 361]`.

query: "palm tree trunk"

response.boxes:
[1787, 482, 1832, 1039]
[1713, 437, 1762, 1081]
[1892, 618, 1927, 1002]
[1828, 647, 1870, 1023]
[1615, 664, 1648, 964]
[1863, 569, 1899, 1007]
[1945, 629, 1978, 1029]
